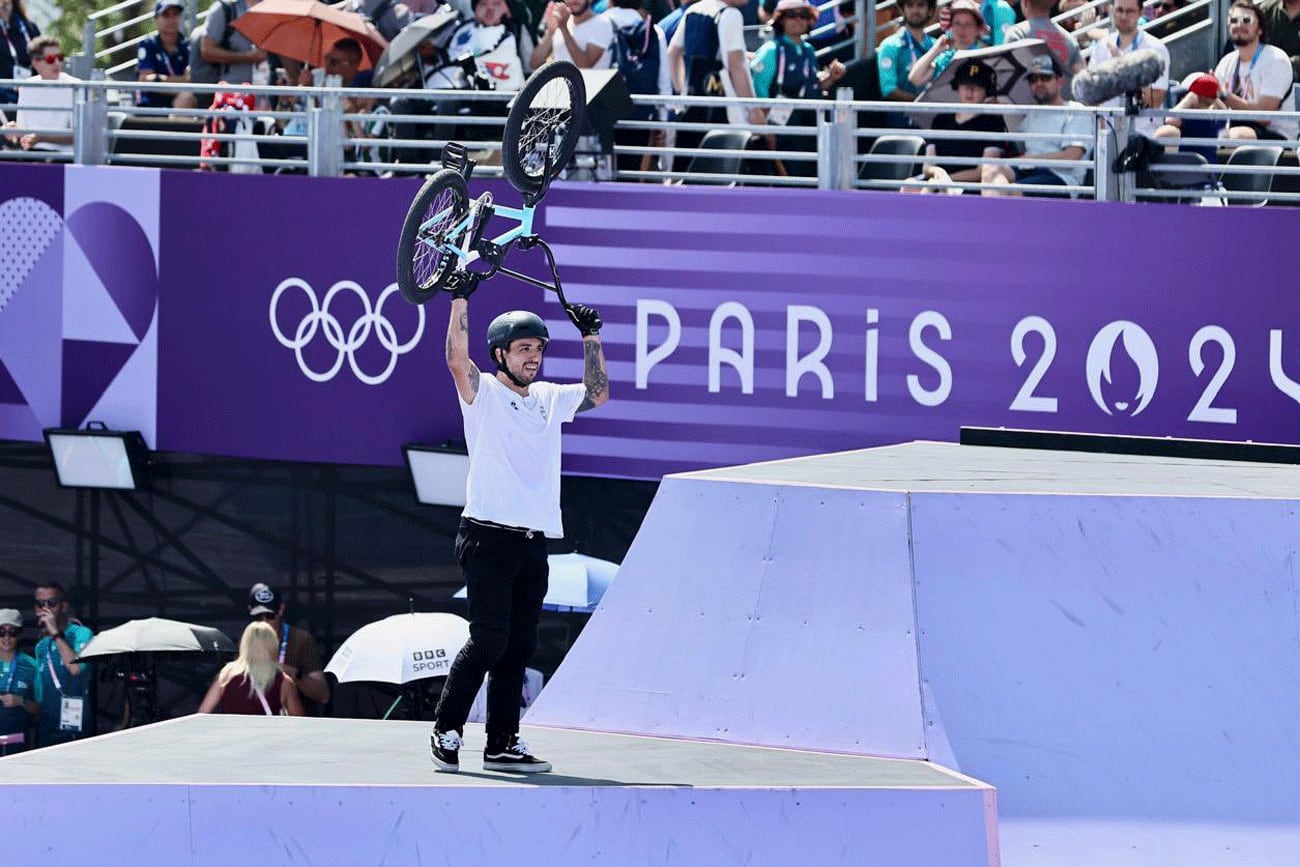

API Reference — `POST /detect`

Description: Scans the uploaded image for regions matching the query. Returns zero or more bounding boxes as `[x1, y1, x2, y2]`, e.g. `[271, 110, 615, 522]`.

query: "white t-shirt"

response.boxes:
[1087, 29, 1170, 137]
[447, 22, 525, 91]
[668, 0, 749, 124]
[460, 374, 587, 538]
[549, 13, 614, 70]
[1020, 99, 1093, 186]
[16, 72, 78, 153]
[1214, 43, 1296, 139]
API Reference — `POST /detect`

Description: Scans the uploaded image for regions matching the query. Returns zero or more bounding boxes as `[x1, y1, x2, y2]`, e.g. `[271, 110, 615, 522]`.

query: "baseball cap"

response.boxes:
[0, 609, 21, 629]
[1027, 54, 1062, 77]
[154, 0, 185, 14]
[948, 0, 986, 26]
[953, 58, 997, 92]
[1188, 73, 1220, 99]
[248, 582, 282, 616]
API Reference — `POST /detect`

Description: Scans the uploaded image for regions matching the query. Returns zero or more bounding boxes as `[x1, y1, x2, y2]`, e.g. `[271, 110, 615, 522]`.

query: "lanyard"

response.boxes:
[902, 29, 927, 65]
[278, 622, 289, 665]
[43, 638, 63, 693]
[774, 40, 813, 96]
[1232, 45, 1263, 96]
[160, 43, 179, 77]
[3, 658, 18, 693]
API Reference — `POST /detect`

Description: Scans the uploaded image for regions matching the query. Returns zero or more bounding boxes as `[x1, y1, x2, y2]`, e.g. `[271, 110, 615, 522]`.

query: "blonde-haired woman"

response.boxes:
[198, 622, 304, 716]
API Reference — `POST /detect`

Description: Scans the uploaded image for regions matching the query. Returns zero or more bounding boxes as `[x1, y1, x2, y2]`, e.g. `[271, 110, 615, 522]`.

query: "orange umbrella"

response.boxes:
[232, 0, 387, 71]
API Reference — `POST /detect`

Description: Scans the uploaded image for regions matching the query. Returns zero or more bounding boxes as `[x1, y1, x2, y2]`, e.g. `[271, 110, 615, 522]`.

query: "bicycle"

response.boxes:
[395, 61, 588, 307]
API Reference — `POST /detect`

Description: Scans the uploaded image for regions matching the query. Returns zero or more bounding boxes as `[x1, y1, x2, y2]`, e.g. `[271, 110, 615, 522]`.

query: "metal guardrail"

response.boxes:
[3, 77, 1298, 204]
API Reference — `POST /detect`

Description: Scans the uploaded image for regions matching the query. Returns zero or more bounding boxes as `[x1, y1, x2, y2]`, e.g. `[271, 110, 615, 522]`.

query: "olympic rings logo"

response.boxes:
[269, 279, 425, 386]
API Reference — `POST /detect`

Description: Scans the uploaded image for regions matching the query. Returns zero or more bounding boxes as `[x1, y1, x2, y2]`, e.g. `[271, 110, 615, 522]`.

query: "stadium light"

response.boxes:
[43, 423, 150, 491]
[403, 441, 469, 508]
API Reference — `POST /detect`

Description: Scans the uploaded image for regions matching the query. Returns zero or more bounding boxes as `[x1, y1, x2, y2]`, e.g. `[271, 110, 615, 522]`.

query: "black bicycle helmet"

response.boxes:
[487, 311, 550, 387]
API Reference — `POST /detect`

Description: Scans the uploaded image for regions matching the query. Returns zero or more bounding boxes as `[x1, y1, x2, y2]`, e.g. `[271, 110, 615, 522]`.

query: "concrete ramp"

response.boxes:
[527, 442, 1300, 863]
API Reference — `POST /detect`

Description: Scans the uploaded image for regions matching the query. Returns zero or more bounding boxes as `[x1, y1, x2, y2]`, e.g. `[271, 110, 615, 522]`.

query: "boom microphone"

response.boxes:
[1070, 49, 1164, 105]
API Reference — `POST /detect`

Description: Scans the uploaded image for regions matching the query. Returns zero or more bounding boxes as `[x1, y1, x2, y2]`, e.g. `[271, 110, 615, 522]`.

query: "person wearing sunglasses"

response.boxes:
[245, 582, 330, 713]
[3, 34, 77, 153]
[1211, 1, 1296, 141]
[32, 582, 95, 747]
[0, 608, 37, 754]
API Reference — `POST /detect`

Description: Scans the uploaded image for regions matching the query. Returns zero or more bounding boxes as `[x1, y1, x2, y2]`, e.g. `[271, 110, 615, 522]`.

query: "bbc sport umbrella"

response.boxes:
[232, 0, 388, 71]
[75, 617, 235, 661]
[325, 612, 469, 685]
[916, 38, 1056, 126]
[372, 5, 461, 89]
[453, 552, 620, 614]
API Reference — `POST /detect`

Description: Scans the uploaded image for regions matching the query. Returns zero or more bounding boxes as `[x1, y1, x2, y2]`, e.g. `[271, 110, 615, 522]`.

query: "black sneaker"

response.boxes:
[483, 735, 552, 773]
[431, 728, 462, 772]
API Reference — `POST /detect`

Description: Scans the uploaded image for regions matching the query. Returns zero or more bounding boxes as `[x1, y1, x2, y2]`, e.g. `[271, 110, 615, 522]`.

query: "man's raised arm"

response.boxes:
[566, 304, 608, 412]
[446, 297, 481, 404]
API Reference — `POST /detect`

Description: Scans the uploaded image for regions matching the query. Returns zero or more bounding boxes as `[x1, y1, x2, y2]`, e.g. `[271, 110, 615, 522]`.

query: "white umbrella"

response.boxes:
[325, 612, 469, 685]
[76, 617, 235, 661]
[453, 552, 620, 613]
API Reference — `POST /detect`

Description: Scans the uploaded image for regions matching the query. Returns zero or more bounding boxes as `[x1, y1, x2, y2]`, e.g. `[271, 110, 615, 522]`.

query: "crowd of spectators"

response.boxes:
[0, 580, 329, 753]
[0, 0, 1296, 185]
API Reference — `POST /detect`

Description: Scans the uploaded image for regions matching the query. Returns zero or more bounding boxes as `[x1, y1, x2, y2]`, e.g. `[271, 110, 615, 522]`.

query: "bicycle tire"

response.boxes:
[396, 169, 471, 305]
[501, 61, 587, 196]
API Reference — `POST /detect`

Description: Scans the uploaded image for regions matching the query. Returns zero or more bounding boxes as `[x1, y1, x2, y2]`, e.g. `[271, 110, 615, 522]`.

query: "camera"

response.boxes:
[453, 52, 495, 92]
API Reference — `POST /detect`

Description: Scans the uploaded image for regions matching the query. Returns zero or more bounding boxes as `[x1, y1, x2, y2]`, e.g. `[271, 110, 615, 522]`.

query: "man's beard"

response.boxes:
[1231, 34, 1254, 46]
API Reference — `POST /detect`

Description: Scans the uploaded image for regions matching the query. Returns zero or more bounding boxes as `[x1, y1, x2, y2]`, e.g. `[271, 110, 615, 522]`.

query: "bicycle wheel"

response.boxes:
[396, 169, 471, 305]
[501, 61, 587, 196]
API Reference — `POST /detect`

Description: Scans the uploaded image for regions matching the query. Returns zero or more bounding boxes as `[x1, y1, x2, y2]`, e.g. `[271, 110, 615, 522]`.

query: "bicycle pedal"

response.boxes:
[440, 142, 476, 178]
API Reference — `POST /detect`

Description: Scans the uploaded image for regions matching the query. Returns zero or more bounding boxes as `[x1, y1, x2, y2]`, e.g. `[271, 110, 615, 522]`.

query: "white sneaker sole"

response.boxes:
[431, 754, 460, 772]
[483, 759, 552, 773]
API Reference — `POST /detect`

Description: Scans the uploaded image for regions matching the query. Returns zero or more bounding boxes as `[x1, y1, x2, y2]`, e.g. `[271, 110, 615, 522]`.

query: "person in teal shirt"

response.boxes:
[876, 0, 936, 100]
[0, 608, 37, 753]
[32, 583, 95, 747]
[977, 0, 1016, 45]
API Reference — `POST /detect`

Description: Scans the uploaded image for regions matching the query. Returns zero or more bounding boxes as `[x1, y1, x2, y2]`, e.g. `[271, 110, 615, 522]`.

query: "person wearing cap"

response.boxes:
[906, 57, 1009, 191]
[429, 276, 607, 775]
[751, 0, 846, 103]
[1153, 72, 1227, 162]
[0, 608, 37, 753]
[1084, 0, 1170, 137]
[986, 52, 1092, 195]
[136, 0, 197, 110]
[31, 581, 95, 747]
[908, 0, 986, 88]
[246, 582, 330, 711]
[1211, 1, 1296, 141]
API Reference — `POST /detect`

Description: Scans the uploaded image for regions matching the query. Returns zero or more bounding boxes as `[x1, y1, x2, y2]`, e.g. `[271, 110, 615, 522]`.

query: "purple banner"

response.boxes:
[2, 164, 1299, 480]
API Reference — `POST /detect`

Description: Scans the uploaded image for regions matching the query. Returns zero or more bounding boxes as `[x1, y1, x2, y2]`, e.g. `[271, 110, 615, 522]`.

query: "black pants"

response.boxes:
[434, 519, 548, 742]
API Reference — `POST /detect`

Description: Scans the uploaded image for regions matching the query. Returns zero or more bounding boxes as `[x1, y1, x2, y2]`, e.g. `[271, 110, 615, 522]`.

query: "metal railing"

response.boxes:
[3, 77, 1298, 204]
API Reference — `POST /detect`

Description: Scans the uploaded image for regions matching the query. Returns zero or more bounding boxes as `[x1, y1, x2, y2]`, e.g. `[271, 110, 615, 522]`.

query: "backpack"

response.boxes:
[189, 0, 237, 85]
[681, 7, 726, 96]
[611, 17, 660, 118]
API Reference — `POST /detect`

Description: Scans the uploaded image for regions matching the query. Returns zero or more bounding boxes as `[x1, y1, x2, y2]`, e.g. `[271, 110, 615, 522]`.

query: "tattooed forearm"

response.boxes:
[578, 338, 608, 412]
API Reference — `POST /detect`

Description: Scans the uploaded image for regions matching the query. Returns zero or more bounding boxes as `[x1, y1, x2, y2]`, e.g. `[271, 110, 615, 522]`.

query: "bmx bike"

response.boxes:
[395, 61, 587, 306]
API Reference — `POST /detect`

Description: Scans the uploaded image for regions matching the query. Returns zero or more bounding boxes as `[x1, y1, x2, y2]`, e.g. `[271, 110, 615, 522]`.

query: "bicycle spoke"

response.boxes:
[412, 185, 465, 290]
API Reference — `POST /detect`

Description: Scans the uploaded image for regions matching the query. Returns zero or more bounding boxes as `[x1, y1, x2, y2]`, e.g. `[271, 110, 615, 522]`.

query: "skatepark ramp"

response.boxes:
[527, 442, 1300, 864]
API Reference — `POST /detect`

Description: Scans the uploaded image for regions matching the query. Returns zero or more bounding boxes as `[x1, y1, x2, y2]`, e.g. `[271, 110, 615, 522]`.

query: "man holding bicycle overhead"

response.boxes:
[431, 288, 607, 774]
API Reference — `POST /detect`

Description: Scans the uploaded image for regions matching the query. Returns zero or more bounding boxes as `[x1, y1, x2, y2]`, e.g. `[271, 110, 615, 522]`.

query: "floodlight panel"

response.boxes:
[48, 433, 138, 490]
[406, 447, 469, 507]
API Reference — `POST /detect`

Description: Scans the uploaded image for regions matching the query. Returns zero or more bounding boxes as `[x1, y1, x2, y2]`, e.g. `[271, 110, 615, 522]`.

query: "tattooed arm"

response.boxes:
[446, 297, 481, 404]
[576, 334, 609, 413]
